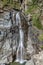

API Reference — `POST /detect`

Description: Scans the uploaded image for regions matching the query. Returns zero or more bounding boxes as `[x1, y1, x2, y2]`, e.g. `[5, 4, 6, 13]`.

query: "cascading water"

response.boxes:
[15, 12, 27, 64]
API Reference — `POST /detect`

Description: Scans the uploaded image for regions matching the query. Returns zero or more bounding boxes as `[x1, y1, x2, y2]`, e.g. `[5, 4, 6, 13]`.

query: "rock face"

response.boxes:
[0, 10, 29, 64]
[26, 36, 35, 55]
[33, 51, 43, 65]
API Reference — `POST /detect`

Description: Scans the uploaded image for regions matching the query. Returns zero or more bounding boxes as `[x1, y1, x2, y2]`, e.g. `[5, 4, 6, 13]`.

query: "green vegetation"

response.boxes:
[0, 0, 20, 9]
[32, 0, 38, 4]
[32, 14, 43, 30]
[25, 5, 38, 14]
[25, 2, 43, 30]
[40, 46, 43, 49]
[38, 34, 43, 41]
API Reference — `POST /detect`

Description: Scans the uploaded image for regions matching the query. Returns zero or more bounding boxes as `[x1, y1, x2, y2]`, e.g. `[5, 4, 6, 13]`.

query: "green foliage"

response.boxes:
[40, 46, 43, 49]
[32, 15, 42, 29]
[13, 2, 20, 9]
[25, 4, 43, 30]
[3, 0, 8, 5]
[25, 5, 38, 14]
[9, 0, 13, 4]
[32, 0, 38, 4]
[0, 0, 20, 9]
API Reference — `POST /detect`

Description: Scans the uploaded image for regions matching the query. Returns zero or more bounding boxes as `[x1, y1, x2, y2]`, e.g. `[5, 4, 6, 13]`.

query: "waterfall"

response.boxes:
[15, 12, 27, 64]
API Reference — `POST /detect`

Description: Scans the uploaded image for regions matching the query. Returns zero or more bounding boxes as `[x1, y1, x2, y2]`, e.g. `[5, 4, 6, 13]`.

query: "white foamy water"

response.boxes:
[15, 12, 27, 64]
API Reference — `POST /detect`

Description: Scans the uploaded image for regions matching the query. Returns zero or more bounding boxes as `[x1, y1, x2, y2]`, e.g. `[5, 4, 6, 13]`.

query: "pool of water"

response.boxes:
[10, 62, 26, 65]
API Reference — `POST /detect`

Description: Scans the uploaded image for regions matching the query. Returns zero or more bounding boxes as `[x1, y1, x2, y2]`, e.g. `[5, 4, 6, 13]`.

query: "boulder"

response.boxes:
[33, 51, 43, 65]
[25, 59, 34, 65]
